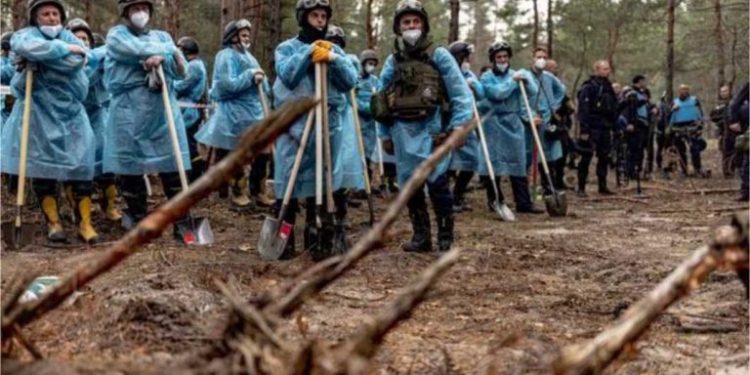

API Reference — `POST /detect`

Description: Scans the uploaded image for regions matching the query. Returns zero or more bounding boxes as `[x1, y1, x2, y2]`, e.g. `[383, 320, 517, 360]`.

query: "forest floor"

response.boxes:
[1, 144, 748, 374]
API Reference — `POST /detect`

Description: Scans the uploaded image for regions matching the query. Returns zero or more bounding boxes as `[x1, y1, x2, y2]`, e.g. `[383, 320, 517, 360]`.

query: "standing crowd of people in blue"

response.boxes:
[1, 0, 747, 261]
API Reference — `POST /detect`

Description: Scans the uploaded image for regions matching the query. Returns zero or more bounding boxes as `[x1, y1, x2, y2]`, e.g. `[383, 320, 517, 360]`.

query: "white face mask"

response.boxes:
[130, 11, 150, 29]
[401, 29, 422, 46]
[461, 62, 471, 72]
[241, 42, 252, 50]
[534, 58, 547, 70]
[495, 62, 509, 72]
[39, 25, 63, 38]
[365, 64, 376, 74]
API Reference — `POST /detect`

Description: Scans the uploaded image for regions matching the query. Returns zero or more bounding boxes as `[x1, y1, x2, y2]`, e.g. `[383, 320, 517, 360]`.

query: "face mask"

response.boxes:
[39, 25, 63, 38]
[130, 11, 150, 29]
[365, 64, 376, 74]
[401, 29, 422, 46]
[461, 62, 471, 72]
[495, 62, 508, 72]
[241, 42, 252, 50]
[534, 58, 547, 70]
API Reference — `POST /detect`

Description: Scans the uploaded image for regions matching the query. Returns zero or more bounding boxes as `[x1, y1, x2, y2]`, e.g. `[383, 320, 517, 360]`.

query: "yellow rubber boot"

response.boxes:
[104, 184, 123, 221]
[230, 178, 253, 208]
[256, 178, 276, 207]
[77, 196, 101, 244]
[41, 196, 66, 242]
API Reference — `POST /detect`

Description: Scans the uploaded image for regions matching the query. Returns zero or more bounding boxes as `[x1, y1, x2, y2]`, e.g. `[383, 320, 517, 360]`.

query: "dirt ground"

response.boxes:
[1, 143, 748, 374]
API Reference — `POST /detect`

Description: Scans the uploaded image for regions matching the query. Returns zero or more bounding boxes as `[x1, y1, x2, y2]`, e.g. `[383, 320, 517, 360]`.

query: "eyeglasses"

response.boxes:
[327, 26, 344, 38]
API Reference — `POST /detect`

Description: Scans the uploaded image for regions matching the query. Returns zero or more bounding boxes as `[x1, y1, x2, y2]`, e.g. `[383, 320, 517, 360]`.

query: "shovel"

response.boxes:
[472, 99, 515, 222]
[519, 82, 567, 217]
[320, 64, 347, 255]
[257, 108, 315, 260]
[2, 69, 40, 249]
[349, 89, 376, 226]
[157, 65, 214, 245]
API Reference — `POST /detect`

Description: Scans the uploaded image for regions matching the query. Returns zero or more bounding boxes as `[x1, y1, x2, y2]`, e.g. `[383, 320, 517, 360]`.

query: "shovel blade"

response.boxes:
[1, 221, 40, 249]
[195, 217, 215, 245]
[257, 216, 292, 260]
[175, 217, 214, 246]
[490, 201, 516, 222]
[544, 192, 568, 217]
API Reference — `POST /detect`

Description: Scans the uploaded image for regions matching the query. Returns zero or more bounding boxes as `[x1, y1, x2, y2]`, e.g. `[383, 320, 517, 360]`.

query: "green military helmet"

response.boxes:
[393, 0, 429, 35]
[27, 0, 67, 26]
[66, 18, 93, 46]
[359, 49, 378, 66]
[117, 0, 154, 17]
[295, 0, 332, 27]
[222, 19, 252, 46]
[448, 41, 474, 64]
[488, 41, 513, 62]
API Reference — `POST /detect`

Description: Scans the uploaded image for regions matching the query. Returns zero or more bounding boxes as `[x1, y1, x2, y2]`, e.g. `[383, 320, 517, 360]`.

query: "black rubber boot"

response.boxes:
[436, 215, 454, 252]
[120, 175, 149, 230]
[402, 207, 432, 253]
[333, 190, 350, 255]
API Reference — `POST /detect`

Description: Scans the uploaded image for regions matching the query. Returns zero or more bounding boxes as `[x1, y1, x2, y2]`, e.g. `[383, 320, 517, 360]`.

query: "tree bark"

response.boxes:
[532, 0, 539, 49]
[265, 0, 282, 79]
[12, 0, 26, 30]
[547, 0, 554, 57]
[713, 0, 726, 97]
[449, 0, 460, 43]
[365, 0, 376, 49]
[163, 0, 181, 37]
[666, 0, 676, 103]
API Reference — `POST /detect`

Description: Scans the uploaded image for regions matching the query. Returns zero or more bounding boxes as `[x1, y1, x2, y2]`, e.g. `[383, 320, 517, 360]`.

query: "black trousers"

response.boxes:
[452, 170, 474, 203]
[672, 134, 703, 174]
[577, 128, 612, 191]
[119, 173, 182, 219]
[625, 127, 647, 178]
[408, 173, 452, 219]
[249, 153, 271, 196]
[33, 178, 92, 199]
[482, 175, 534, 210]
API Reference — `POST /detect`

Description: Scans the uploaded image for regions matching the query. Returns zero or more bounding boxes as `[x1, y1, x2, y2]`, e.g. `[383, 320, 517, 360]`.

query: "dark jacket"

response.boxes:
[728, 81, 749, 131]
[577, 75, 618, 132]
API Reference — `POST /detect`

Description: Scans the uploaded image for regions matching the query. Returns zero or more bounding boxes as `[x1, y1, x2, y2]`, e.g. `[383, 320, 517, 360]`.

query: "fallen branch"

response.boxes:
[322, 248, 462, 374]
[647, 205, 748, 215]
[263, 119, 476, 318]
[581, 196, 649, 204]
[632, 185, 738, 195]
[552, 214, 748, 375]
[0, 98, 317, 340]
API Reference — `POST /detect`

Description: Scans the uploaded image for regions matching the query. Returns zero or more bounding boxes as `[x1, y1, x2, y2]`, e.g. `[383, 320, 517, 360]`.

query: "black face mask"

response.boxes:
[298, 22, 327, 44]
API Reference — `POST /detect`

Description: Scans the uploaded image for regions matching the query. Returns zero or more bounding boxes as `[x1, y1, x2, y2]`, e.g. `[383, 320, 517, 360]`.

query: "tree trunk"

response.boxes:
[365, 0, 376, 49]
[12, 0, 26, 30]
[546, 0, 554, 57]
[666, 0, 676, 102]
[449, 0, 460, 43]
[713, 0, 726, 97]
[221, 0, 240, 29]
[163, 0, 181, 37]
[605, 25, 621, 76]
[265, 0, 282, 79]
[532, 0, 539, 49]
[727, 24, 738, 94]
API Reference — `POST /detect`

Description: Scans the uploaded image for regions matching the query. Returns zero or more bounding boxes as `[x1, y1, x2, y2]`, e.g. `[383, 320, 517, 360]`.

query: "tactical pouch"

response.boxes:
[736, 131, 749, 153]
[371, 89, 394, 125]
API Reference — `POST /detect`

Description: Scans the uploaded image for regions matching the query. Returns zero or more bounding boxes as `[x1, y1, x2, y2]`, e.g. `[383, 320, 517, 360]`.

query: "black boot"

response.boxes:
[598, 178, 615, 195]
[332, 190, 350, 255]
[402, 208, 432, 253]
[437, 215, 454, 252]
[120, 176, 149, 230]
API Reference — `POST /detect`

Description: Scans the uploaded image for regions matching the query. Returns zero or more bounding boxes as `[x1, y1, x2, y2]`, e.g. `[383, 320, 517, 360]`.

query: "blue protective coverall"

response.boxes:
[83, 46, 109, 176]
[338, 54, 365, 190]
[196, 47, 269, 151]
[272, 38, 358, 199]
[1, 27, 94, 181]
[1, 53, 14, 126]
[174, 57, 207, 129]
[449, 69, 484, 172]
[522, 68, 565, 163]
[478, 68, 538, 178]
[103, 25, 190, 175]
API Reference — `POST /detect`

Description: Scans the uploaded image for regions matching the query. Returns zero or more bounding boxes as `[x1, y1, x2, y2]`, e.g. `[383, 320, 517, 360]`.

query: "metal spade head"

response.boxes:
[544, 191, 568, 217]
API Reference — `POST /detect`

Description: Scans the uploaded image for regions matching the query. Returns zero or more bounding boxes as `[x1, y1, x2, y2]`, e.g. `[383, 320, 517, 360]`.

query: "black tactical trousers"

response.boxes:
[119, 173, 182, 220]
[482, 175, 534, 211]
[577, 128, 612, 191]
[407, 173, 452, 221]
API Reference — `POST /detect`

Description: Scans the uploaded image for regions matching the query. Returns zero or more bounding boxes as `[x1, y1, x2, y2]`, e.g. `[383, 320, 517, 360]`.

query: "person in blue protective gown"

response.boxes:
[1, 32, 14, 127]
[104, 0, 191, 235]
[196, 19, 270, 210]
[520, 47, 567, 195]
[0, 0, 99, 243]
[375, 0, 474, 253]
[272, 0, 358, 261]
[174, 36, 208, 182]
[326, 25, 365, 201]
[67, 18, 124, 224]
[478, 41, 545, 218]
[447, 40, 483, 213]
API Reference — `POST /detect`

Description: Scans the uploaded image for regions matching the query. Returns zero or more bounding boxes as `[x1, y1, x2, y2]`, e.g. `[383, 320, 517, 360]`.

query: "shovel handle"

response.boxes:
[258, 81, 270, 117]
[349, 90, 372, 194]
[16, 69, 33, 210]
[321, 64, 335, 214]
[472, 99, 502, 203]
[314, 63, 324, 208]
[519, 82, 555, 190]
[279, 107, 315, 217]
[157, 65, 190, 192]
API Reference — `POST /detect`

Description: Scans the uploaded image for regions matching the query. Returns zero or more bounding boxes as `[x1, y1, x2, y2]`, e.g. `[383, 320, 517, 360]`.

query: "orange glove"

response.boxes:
[313, 40, 333, 50]
[312, 45, 332, 63]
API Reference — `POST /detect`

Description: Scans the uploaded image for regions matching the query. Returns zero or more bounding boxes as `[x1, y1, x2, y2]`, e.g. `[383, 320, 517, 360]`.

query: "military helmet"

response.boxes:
[222, 19, 252, 45]
[359, 49, 378, 65]
[177, 36, 200, 55]
[393, 0, 430, 35]
[66, 18, 93, 45]
[117, 0, 154, 17]
[1, 32, 12, 51]
[488, 41, 513, 62]
[325, 24, 345, 49]
[448, 41, 474, 64]
[27, 0, 66, 26]
[295, 0, 332, 27]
